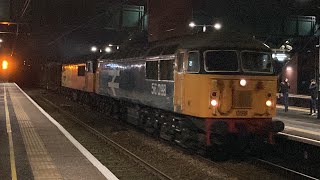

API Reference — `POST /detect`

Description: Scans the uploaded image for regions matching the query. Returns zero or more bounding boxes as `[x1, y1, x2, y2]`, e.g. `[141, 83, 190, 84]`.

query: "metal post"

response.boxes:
[317, 36, 320, 119]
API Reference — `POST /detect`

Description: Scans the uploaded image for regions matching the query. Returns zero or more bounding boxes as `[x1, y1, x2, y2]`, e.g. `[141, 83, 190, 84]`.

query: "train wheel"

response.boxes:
[72, 92, 77, 101]
[143, 116, 156, 135]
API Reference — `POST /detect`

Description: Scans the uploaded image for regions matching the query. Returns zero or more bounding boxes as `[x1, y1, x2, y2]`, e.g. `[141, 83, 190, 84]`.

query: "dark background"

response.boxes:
[0, 0, 319, 93]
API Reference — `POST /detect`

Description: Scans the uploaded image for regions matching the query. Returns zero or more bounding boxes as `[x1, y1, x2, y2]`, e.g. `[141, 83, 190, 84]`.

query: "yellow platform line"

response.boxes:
[9, 86, 62, 179]
[4, 84, 17, 180]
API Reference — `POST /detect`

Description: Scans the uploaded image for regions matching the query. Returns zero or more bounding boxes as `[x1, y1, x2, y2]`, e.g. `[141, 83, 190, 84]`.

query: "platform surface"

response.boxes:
[275, 104, 320, 146]
[0, 83, 118, 180]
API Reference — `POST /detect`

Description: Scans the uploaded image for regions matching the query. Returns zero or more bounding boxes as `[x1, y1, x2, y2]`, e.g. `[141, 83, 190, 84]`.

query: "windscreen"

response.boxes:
[241, 52, 273, 73]
[205, 50, 238, 72]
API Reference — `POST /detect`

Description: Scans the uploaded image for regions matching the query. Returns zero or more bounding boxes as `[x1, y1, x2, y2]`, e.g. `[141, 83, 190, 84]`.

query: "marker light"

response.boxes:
[266, 100, 272, 107]
[211, 99, 218, 107]
[240, 79, 247, 86]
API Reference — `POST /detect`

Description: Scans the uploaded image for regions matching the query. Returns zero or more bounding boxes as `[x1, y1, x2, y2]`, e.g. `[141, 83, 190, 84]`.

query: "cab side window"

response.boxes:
[78, 65, 85, 76]
[187, 51, 200, 73]
[146, 61, 158, 80]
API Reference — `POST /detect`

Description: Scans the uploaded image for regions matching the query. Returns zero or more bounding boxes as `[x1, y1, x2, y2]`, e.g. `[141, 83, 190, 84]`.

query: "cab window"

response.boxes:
[187, 51, 200, 73]
[205, 50, 238, 72]
[78, 65, 85, 76]
[146, 61, 158, 80]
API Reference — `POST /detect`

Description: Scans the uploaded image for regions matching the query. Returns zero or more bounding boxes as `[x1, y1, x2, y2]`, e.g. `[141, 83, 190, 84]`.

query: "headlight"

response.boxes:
[240, 79, 247, 86]
[266, 100, 272, 107]
[211, 99, 218, 107]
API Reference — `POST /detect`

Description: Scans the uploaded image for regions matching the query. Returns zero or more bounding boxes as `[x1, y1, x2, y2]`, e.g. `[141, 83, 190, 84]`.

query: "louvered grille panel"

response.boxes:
[233, 90, 252, 108]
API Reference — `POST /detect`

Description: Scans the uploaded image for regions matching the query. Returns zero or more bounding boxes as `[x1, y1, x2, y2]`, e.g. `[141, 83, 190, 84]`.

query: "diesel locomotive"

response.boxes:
[61, 32, 284, 153]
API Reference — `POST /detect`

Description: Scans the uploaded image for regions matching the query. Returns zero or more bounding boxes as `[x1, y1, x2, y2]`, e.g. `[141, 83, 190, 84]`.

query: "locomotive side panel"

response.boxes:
[97, 59, 174, 111]
[61, 63, 94, 92]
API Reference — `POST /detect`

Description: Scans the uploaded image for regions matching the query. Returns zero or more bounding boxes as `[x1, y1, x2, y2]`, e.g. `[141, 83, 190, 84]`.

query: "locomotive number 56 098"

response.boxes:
[151, 83, 166, 96]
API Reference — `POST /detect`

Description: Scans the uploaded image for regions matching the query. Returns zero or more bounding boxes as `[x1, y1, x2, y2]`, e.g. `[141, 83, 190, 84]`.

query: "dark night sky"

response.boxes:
[14, 0, 320, 62]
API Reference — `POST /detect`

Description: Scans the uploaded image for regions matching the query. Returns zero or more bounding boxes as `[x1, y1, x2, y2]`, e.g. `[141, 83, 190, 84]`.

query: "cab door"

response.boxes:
[174, 50, 187, 112]
[85, 61, 94, 92]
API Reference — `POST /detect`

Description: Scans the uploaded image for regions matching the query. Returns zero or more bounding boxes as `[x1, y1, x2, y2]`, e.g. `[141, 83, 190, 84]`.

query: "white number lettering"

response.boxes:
[151, 83, 166, 96]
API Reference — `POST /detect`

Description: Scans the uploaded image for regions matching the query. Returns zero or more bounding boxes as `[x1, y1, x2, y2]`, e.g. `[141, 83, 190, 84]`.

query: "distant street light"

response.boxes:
[105, 47, 112, 53]
[213, 23, 222, 30]
[286, 66, 292, 71]
[189, 22, 222, 32]
[189, 22, 196, 28]
[108, 43, 120, 50]
[91, 46, 97, 52]
[0, 38, 3, 43]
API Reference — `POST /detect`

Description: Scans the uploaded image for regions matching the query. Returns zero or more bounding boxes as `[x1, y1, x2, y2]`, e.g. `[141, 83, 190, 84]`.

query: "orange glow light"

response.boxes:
[2, 60, 8, 70]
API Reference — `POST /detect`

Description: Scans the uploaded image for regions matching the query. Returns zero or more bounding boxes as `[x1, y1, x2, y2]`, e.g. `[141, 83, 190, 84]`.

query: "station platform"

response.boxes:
[275, 104, 320, 147]
[0, 83, 117, 180]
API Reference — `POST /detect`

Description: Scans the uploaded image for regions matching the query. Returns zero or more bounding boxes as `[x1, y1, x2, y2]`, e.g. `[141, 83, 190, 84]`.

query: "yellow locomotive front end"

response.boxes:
[181, 75, 277, 119]
[173, 47, 284, 147]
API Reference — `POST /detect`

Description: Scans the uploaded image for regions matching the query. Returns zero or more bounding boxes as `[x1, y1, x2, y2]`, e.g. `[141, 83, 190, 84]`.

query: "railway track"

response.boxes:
[38, 96, 173, 180]
[28, 90, 319, 180]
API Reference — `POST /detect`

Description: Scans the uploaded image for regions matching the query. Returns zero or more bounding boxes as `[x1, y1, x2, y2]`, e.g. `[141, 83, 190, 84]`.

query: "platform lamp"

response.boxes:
[189, 22, 222, 32]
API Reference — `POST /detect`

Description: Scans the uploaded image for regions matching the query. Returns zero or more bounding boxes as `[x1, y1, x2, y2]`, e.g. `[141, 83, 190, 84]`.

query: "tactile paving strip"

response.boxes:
[10, 93, 63, 179]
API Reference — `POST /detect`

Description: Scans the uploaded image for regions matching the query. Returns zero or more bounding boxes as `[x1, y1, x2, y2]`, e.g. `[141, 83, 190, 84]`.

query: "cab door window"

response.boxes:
[187, 51, 200, 73]
[86, 61, 93, 72]
[160, 59, 174, 80]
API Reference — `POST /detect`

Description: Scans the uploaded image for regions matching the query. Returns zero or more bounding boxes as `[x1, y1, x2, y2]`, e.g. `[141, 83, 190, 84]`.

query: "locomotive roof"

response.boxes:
[99, 32, 270, 61]
[150, 32, 270, 52]
[63, 53, 101, 64]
